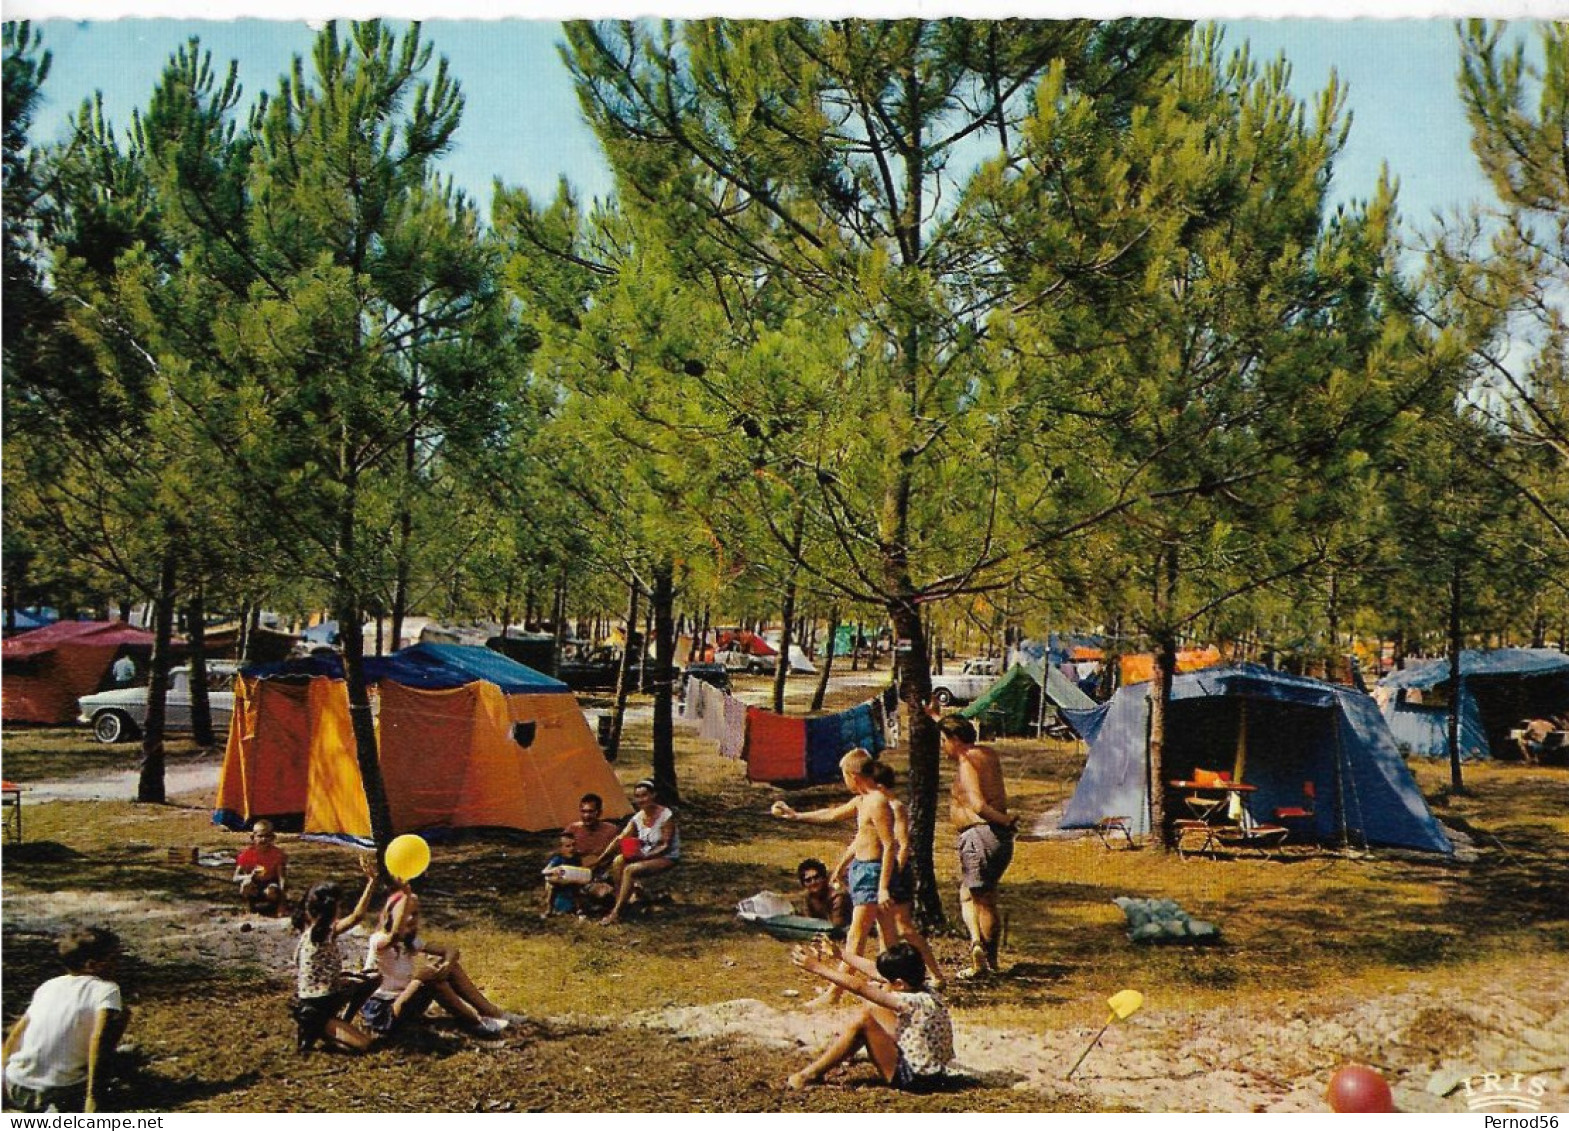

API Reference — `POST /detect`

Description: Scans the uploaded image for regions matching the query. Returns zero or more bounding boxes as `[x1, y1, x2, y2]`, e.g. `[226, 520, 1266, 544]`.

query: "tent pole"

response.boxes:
[1229, 700, 1248, 821]
[1333, 707, 1370, 857]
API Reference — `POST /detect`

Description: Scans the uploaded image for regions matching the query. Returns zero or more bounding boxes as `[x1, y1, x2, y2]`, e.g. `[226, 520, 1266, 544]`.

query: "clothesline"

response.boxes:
[679, 678, 902, 785]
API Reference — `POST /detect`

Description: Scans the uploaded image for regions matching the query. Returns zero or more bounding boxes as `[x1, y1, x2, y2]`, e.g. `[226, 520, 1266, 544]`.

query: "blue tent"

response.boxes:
[1376, 649, 1569, 761]
[243, 643, 569, 694]
[1060, 664, 1452, 854]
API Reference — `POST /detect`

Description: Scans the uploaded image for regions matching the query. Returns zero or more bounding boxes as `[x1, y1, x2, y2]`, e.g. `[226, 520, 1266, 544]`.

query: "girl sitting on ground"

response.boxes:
[290, 855, 381, 1054]
[787, 938, 954, 1092]
[360, 883, 510, 1038]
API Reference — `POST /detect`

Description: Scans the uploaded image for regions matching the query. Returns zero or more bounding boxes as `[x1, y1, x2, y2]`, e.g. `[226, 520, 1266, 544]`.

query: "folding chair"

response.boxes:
[1273, 781, 1318, 851]
[1094, 816, 1136, 850]
[1215, 805, 1288, 859]
[2, 781, 21, 844]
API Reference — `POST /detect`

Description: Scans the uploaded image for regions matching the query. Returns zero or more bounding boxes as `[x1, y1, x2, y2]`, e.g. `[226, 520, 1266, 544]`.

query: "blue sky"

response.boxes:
[17, 17, 1525, 232]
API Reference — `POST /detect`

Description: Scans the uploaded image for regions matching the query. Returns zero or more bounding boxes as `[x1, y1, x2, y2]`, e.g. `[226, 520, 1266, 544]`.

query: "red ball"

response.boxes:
[1328, 1064, 1395, 1113]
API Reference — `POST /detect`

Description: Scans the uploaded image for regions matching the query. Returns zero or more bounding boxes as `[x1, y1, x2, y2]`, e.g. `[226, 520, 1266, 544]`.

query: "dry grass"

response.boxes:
[3, 675, 1566, 1112]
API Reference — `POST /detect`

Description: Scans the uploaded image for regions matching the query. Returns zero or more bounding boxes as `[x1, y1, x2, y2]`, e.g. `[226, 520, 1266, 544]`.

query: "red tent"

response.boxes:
[715, 630, 777, 657]
[2, 621, 159, 724]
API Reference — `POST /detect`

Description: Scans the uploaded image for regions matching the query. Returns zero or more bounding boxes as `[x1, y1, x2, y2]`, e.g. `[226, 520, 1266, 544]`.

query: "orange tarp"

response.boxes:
[1119, 647, 1224, 686]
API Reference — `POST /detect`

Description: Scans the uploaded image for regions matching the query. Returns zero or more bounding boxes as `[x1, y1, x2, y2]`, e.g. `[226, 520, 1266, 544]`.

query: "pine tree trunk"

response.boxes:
[811, 606, 840, 712]
[1448, 559, 1465, 792]
[136, 550, 178, 804]
[607, 577, 640, 763]
[651, 562, 679, 804]
[773, 578, 794, 715]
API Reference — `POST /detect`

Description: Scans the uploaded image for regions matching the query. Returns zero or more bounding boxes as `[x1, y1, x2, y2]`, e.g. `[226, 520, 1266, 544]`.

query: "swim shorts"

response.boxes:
[957, 822, 1014, 893]
[847, 858, 883, 906]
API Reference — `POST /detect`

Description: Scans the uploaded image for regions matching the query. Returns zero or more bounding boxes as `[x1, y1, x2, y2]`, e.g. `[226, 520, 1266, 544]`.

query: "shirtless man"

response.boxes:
[939, 714, 1018, 978]
[772, 749, 896, 1005]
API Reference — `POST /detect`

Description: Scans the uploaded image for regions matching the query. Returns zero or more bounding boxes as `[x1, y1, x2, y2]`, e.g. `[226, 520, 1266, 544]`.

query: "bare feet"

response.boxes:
[598, 914, 620, 926]
[786, 1071, 817, 1090]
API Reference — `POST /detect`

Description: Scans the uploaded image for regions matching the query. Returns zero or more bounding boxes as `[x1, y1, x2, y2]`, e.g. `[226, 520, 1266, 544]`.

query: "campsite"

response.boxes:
[2, 661, 1567, 1113]
[3, 12, 1569, 1116]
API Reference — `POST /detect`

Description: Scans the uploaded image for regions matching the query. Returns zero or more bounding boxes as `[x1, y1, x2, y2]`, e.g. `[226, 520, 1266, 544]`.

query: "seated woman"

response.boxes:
[591, 779, 680, 926]
[359, 883, 511, 1038]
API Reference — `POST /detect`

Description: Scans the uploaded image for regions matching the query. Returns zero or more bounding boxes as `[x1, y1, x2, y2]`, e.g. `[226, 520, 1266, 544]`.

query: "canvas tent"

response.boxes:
[214, 644, 628, 837]
[1059, 664, 1452, 854]
[2, 621, 159, 724]
[1376, 648, 1569, 760]
[960, 660, 1096, 737]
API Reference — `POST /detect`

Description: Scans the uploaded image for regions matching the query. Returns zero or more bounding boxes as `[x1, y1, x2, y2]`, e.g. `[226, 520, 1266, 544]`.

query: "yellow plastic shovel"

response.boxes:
[1066, 989, 1144, 1079]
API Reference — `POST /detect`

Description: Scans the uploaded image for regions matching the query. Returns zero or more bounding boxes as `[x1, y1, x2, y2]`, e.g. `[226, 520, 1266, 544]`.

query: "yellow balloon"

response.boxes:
[384, 834, 430, 881]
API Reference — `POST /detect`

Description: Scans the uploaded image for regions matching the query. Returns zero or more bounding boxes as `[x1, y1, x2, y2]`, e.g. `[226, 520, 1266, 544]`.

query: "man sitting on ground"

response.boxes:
[796, 858, 850, 931]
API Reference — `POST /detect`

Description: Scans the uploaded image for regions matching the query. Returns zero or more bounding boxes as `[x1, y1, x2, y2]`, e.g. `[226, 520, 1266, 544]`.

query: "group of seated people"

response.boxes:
[540, 781, 680, 925]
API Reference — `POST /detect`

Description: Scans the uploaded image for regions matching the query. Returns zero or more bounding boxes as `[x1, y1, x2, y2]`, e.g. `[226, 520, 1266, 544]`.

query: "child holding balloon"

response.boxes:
[360, 836, 512, 1038]
[289, 854, 381, 1054]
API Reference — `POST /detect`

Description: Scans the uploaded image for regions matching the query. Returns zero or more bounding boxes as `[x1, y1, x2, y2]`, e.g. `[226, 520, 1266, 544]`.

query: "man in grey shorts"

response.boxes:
[939, 714, 1019, 978]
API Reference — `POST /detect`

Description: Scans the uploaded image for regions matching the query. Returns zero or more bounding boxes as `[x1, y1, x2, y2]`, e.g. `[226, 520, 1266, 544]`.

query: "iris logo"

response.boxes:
[1463, 1072, 1551, 1112]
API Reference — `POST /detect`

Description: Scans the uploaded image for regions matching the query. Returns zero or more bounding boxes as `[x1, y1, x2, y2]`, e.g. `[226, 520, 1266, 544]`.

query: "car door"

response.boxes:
[164, 669, 193, 731]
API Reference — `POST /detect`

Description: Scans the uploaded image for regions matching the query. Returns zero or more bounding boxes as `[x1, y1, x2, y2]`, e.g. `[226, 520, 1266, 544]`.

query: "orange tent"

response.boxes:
[215, 645, 628, 837]
[1119, 646, 1224, 686]
[2, 621, 158, 724]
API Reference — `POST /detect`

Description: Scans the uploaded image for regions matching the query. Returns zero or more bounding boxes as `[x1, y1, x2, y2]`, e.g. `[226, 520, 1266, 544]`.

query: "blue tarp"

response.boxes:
[243, 643, 568, 694]
[1060, 664, 1452, 854]
[1377, 649, 1569, 760]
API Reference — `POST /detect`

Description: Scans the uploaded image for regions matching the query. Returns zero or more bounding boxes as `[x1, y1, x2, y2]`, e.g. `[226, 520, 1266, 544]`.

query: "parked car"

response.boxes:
[929, 657, 1003, 707]
[715, 648, 777, 676]
[77, 662, 240, 744]
[680, 662, 732, 696]
[556, 646, 624, 691]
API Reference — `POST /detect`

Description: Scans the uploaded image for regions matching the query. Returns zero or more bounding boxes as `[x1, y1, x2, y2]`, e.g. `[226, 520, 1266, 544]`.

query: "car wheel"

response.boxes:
[932, 687, 953, 707]
[748, 661, 763, 675]
[93, 710, 137, 744]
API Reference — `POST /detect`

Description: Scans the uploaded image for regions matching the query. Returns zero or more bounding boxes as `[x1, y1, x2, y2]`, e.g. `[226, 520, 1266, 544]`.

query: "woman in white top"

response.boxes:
[592, 779, 680, 925]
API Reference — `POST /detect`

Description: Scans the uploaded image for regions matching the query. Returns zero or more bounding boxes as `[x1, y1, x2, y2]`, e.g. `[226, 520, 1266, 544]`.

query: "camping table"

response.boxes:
[2, 780, 22, 843]
[1167, 780, 1256, 857]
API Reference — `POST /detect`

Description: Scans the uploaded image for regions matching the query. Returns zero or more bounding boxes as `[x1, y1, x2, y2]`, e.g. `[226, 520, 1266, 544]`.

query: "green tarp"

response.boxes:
[960, 660, 1096, 736]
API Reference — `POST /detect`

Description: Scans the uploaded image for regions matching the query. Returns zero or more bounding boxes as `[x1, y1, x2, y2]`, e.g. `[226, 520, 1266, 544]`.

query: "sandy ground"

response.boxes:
[5, 884, 1563, 1113]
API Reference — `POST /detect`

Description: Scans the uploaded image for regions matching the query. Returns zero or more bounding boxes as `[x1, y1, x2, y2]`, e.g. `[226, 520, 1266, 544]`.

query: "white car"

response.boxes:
[930, 657, 1003, 707]
[77, 663, 239, 744]
[715, 648, 778, 675]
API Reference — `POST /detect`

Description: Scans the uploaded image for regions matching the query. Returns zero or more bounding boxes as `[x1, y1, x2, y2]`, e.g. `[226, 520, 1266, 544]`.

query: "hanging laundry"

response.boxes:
[719, 694, 748, 758]
[837, 701, 883, 757]
[805, 715, 848, 783]
[677, 676, 703, 727]
[744, 708, 809, 783]
[700, 683, 729, 743]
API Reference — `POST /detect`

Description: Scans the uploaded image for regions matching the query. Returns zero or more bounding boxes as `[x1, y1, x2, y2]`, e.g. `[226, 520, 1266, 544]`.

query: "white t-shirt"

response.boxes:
[364, 932, 423, 1000]
[3, 974, 123, 1090]
[634, 806, 681, 861]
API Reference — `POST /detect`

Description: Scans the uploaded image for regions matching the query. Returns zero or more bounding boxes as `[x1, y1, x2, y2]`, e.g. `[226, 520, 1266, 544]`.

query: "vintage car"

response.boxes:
[929, 657, 1003, 707]
[77, 662, 239, 743]
[714, 648, 778, 676]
